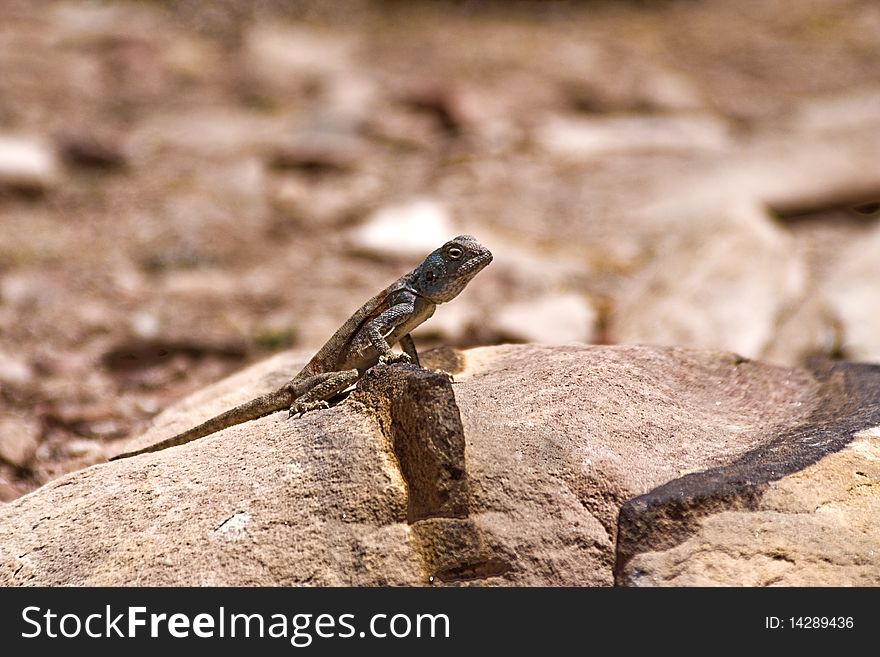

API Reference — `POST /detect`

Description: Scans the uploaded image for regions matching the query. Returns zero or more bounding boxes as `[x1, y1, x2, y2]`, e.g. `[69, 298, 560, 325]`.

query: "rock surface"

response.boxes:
[534, 113, 730, 158]
[0, 135, 59, 193]
[1, 344, 878, 586]
[819, 224, 880, 363]
[618, 426, 880, 586]
[611, 200, 805, 357]
[348, 198, 457, 260]
[5, 1, 880, 501]
[0, 416, 41, 468]
[491, 293, 597, 344]
[616, 360, 880, 586]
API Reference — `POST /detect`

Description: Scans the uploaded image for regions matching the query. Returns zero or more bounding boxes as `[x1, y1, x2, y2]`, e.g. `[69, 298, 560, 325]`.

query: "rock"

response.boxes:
[410, 301, 480, 346]
[270, 173, 381, 227]
[616, 365, 880, 586]
[0, 466, 24, 503]
[819, 225, 880, 363]
[852, 201, 879, 215]
[491, 293, 597, 344]
[0, 135, 59, 193]
[534, 113, 730, 159]
[397, 81, 515, 141]
[243, 24, 356, 95]
[398, 83, 470, 136]
[2, 344, 879, 586]
[790, 87, 880, 134]
[268, 133, 366, 174]
[57, 132, 127, 169]
[363, 105, 443, 150]
[760, 298, 841, 366]
[725, 128, 880, 217]
[264, 122, 377, 227]
[100, 338, 246, 373]
[763, 213, 880, 366]
[347, 199, 456, 260]
[130, 111, 285, 157]
[246, 24, 354, 76]
[129, 311, 160, 339]
[0, 351, 34, 385]
[612, 200, 804, 359]
[563, 65, 705, 114]
[317, 72, 380, 127]
[0, 416, 41, 468]
[61, 438, 107, 460]
[162, 34, 223, 82]
[619, 428, 880, 586]
[39, 402, 129, 441]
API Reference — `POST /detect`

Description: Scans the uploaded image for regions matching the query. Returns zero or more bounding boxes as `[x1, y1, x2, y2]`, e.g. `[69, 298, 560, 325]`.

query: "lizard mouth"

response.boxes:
[461, 250, 493, 275]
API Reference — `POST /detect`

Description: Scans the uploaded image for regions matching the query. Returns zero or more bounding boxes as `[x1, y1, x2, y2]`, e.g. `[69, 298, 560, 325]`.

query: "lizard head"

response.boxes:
[413, 235, 493, 303]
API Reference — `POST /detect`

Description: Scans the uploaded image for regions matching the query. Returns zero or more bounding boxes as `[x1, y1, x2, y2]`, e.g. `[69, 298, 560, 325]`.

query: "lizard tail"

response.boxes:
[109, 387, 294, 461]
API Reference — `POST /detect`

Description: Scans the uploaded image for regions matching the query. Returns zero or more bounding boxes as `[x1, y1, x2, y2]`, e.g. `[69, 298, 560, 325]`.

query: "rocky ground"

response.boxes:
[3, 345, 879, 585]
[0, 0, 879, 581]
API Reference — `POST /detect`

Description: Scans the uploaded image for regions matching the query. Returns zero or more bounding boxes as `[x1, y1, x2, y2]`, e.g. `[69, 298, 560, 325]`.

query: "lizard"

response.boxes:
[110, 235, 492, 460]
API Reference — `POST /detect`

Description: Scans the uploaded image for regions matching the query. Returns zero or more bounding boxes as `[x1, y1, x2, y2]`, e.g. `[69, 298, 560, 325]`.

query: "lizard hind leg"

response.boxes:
[288, 369, 360, 418]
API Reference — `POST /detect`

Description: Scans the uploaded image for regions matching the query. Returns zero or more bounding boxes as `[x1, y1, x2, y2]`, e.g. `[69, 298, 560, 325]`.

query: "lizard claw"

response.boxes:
[288, 400, 329, 419]
[379, 352, 412, 365]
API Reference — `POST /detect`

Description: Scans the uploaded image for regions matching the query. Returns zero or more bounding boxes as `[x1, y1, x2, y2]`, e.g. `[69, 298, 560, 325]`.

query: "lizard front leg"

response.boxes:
[365, 293, 418, 365]
[287, 369, 359, 418]
[398, 334, 420, 367]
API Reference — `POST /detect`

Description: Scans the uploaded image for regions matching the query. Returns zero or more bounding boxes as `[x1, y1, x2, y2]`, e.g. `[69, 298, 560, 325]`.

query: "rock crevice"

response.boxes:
[353, 363, 509, 583]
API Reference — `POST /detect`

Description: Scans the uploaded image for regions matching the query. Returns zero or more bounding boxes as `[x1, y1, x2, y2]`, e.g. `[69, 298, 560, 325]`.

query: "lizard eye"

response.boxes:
[447, 246, 463, 260]
[425, 271, 435, 282]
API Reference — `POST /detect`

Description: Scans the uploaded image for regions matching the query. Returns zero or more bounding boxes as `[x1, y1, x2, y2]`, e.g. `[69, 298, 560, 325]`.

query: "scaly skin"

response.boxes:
[110, 235, 492, 460]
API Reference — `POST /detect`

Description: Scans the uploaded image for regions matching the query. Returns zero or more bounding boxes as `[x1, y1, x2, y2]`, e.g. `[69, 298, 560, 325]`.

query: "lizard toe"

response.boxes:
[379, 353, 411, 365]
[289, 400, 330, 418]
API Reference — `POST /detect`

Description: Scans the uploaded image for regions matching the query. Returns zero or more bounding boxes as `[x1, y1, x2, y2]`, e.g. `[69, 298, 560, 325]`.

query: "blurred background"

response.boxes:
[1, 0, 879, 500]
